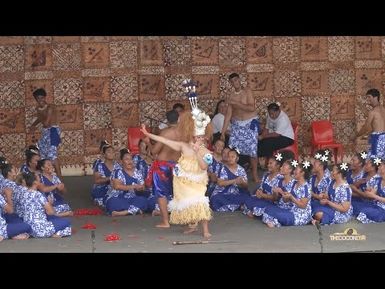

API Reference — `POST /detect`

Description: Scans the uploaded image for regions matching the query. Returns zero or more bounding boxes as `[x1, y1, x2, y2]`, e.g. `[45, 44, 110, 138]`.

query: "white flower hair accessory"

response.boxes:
[320, 155, 329, 163]
[314, 153, 322, 160]
[275, 101, 281, 107]
[360, 151, 368, 160]
[340, 163, 349, 171]
[302, 160, 311, 169]
[324, 149, 330, 156]
[275, 152, 283, 161]
[374, 158, 382, 166]
[291, 160, 299, 168]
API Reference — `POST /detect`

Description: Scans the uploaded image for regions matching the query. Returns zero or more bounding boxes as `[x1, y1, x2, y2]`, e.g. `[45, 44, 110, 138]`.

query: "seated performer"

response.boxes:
[312, 163, 352, 225]
[263, 159, 312, 227]
[357, 158, 385, 223]
[91, 140, 121, 207]
[210, 147, 249, 212]
[36, 159, 73, 217]
[104, 149, 148, 216]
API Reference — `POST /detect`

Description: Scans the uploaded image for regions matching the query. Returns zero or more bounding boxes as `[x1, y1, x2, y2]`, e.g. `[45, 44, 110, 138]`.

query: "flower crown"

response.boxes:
[360, 151, 368, 160]
[275, 152, 283, 161]
[339, 162, 349, 171]
[314, 151, 329, 163]
[182, 79, 210, 136]
[373, 157, 382, 166]
[102, 140, 112, 150]
[291, 159, 310, 169]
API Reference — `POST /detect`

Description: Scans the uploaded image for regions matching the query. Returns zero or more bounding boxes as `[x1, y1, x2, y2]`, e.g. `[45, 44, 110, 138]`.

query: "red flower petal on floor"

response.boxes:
[105, 233, 121, 242]
[74, 208, 104, 216]
[81, 223, 97, 229]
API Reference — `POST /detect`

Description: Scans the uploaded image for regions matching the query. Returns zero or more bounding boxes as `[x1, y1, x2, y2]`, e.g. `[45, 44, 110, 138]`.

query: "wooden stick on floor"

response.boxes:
[172, 240, 236, 245]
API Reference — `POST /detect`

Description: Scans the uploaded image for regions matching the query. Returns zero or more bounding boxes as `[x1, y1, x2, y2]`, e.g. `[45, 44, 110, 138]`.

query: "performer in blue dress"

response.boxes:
[310, 151, 332, 212]
[21, 172, 71, 238]
[356, 158, 385, 223]
[263, 159, 312, 227]
[91, 141, 120, 207]
[36, 159, 72, 217]
[312, 163, 352, 225]
[20, 145, 41, 174]
[104, 149, 148, 216]
[210, 148, 249, 212]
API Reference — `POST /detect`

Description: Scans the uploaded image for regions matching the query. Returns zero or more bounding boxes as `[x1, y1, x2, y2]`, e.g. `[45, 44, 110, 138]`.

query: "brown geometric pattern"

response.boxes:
[0, 45, 24, 73]
[192, 40, 218, 65]
[112, 103, 139, 128]
[140, 40, 163, 66]
[165, 74, 191, 100]
[0, 36, 383, 171]
[83, 103, 111, 130]
[248, 72, 273, 97]
[52, 43, 81, 70]
[328, 69, 355, 94]
[163, 39, 191, 67]
[110, 41, 137, 69]
[301, 96, 330, 122]
[274, 70, 301, 97]
[53, 78, 83, 105]
[355, 69, 383, 95]
[0, 80, 25, 109]
[139, 101, 167, 127]
[219, 38, 246, 67]
[273, 37, 300, 63]
[84, 129, 112, 155]
[193, 74, 219, 99]
[330, 95, 355, 120]
[301, 37, 328, 61]
[58, 130, 84, 157]
[246, 37, 273, 64]
[111, 74, 138, 102]
[25, 45, 53, 71]
[328, 36, 354, 62]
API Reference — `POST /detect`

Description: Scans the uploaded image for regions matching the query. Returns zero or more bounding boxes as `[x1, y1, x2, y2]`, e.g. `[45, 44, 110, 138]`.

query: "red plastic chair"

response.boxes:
[274, 122, 299, 160]
[311, 120, 343, 163]
[127, 127, 151, 155]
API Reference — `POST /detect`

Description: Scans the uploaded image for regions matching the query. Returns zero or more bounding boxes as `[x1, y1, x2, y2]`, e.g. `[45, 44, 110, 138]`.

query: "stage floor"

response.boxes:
[1, 176, 384, 253]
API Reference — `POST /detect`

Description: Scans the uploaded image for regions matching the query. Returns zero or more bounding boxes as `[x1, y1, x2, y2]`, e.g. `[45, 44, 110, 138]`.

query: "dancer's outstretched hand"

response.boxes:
[140, 124, 149, 136]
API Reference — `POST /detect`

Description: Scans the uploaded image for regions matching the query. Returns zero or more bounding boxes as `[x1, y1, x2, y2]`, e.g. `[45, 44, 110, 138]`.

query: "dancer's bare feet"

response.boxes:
[183, 226, 198, 234]
[52, 234, 62, 238]
[203, 232, 212, 239]
[246, 211, 254, 218]
[266, 222, 275, 228]
[12, 233, 29, 240]
[0, 236, 3, 242]
[112, 210, 129, 217]
[155, 222, 170, 228]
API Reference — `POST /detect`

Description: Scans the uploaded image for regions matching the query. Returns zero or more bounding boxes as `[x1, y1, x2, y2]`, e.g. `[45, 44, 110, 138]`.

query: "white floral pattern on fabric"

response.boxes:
[0, 195, 9, 239]
[291, 182, 312, 225]
[105, 168, 144, 201]
[329, 182, 352, 224]
[38, 126, 61, 160]
[211, 165, 247, 196]
[310, 173, 331, 195]
[229, 117, 259, 157]
[368, 132, 385, 159]
[276, 178, 296, 210]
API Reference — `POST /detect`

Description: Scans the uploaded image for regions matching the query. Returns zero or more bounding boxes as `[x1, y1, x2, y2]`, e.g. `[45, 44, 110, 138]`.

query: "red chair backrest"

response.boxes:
[127, 127, 151, 154]
[292, 122, 298, 141]
[311, 120, 334, 144]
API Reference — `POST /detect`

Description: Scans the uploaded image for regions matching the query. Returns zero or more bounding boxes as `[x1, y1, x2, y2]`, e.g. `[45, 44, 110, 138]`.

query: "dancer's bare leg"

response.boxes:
[250, 157, 259, 183]
[311, 212, 323, 225]
[156, 197, 170, 228]
[52, 158, 62, 180]
[201, 220, 211, 239]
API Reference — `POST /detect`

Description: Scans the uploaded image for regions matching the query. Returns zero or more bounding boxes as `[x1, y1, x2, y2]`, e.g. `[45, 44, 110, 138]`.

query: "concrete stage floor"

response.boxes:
[1, 176, 384, 253]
